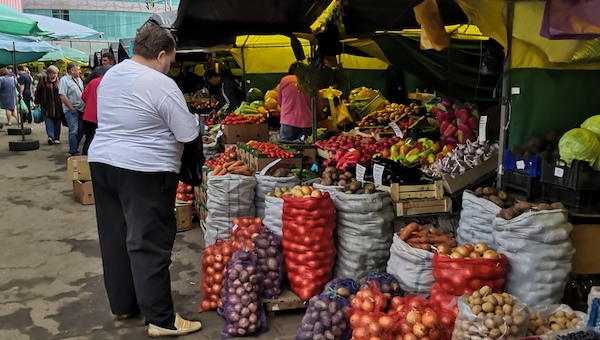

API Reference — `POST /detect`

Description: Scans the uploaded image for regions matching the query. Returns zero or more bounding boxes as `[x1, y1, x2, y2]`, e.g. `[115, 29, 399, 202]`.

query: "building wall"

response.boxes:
[0, 0, 23, 10]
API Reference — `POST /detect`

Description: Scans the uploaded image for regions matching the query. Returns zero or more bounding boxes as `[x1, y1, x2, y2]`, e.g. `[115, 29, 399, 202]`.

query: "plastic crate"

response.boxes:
[502, 170, 541, 201]
[541, 183, 600, 213]
[541, 158, 600, 191]
[503, 148, 541, 177]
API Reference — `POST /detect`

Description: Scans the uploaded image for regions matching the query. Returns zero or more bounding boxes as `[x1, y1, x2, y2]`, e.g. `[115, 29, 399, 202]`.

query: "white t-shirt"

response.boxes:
[88, 59, 199, 173]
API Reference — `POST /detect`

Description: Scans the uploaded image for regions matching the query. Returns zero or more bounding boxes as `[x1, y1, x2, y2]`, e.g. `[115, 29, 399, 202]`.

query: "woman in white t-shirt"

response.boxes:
[87, 24, 202, 338]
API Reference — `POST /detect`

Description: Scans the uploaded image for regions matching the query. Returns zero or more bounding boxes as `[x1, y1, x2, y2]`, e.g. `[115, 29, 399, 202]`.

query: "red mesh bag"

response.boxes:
[428, 283, 459, 319]
[230, 216, 264, 249]
[432, 253, 507, 296]
[282, 193, 336, 301]
[348, 282, 400, 340]
[199, 239, 238, 312]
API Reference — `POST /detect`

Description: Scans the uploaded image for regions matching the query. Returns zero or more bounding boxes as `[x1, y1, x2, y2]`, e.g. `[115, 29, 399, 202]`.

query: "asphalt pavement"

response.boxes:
[0, 115, 303, 340]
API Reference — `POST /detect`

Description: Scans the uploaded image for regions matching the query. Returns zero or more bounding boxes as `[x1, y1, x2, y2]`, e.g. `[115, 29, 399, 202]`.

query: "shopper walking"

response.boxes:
[278, 62, 314, 141]
[81, 65, 111, 155]
[34, 66, 63, 144]
[0, 67, 18, 125]
[88, 23, 202, 338]
[17, 66, 33, 123]
[59, 62, 85, 156]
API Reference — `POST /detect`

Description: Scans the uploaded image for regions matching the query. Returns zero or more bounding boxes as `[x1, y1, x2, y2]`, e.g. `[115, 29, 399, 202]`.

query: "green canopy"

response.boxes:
[39, 44, 89, 64]
[0, 4, 53, 37]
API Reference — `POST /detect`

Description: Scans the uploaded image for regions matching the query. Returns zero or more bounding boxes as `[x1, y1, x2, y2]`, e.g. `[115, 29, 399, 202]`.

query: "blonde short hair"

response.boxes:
[47, 65, 59, 74]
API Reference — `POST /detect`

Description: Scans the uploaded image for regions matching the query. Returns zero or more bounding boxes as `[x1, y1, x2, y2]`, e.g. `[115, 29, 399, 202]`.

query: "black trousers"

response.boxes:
[81, 120, 97, 156]
[90, 162, 179, 328]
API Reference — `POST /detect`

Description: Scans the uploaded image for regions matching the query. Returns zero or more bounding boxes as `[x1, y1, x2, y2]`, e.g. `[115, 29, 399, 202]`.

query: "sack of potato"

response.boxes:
[457, 190, 504, 249]
[313, 167, 371, 198]
[452, 286, 529, 340]
[492, 208, 575, 306]
[254, 172, 299, 219]
[527, 304, 588, 338]
[387, 233, 436, 297]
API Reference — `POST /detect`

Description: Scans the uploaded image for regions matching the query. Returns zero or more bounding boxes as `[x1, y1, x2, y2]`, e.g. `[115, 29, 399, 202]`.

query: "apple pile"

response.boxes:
[434, 98, 479, 146]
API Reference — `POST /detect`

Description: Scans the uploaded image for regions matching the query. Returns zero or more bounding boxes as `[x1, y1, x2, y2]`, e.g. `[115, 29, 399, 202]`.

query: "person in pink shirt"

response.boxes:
[278, 62, 314, 141]
[81, 65, 112, 155]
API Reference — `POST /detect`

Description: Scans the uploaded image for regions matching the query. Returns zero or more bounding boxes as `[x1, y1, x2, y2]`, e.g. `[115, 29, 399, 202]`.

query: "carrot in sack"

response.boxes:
[212, 165, 223, 176]
[400, 222, 419, 241]
[227, 160, 243, 170]
[217, 167, 228, 176]
[222, 161, 235, 169]
[229, 166, 247, 174]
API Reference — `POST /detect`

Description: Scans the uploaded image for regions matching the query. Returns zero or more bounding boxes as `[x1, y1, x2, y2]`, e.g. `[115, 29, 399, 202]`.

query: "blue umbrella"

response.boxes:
[25, 14, 101, 39]
[0, 33, 56, 66]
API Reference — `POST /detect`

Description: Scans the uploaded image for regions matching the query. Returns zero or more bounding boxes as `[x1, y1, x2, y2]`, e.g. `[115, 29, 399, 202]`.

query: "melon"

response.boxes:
[264, 89, 278, 101]
[265, 98, 278, 110]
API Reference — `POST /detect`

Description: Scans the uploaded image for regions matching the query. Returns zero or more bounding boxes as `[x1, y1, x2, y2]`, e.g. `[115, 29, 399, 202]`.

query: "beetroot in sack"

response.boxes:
[199, 239, 236, 312]
[323, 278, 359, 301]
[282, 193, 336, 301]
[432, 253, 507, 296]
[220, 250, 268, 338]
[253, 230, 284, 299]
[230, 217, 265, 250]
[295, 293, 351, 340]
[358, 272, 404, 298]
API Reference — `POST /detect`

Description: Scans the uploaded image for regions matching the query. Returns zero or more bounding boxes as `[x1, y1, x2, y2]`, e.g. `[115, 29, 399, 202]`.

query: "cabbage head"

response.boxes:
[559, 128, 600, 166]
[581, 114, 600, 140]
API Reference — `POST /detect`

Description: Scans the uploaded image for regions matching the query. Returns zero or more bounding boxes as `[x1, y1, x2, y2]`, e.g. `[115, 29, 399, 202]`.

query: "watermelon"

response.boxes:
[246, 88, 264, 103]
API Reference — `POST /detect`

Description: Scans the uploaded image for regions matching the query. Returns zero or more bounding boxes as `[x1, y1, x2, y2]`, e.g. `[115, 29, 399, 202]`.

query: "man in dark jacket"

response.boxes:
[205, 70, 240, 114]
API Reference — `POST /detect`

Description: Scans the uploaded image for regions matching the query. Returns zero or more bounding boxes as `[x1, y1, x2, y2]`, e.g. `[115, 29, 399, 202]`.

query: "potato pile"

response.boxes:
[266, 186, 323, 199]
[314, 167, 358, 187]
[269, 168, 296, 177]
[473, 187, 516, 208]
[453, 286, 527, 339]
[437, 242, 500, 260]
[497, 201, 566, 220]
[527, 310, 582, 337]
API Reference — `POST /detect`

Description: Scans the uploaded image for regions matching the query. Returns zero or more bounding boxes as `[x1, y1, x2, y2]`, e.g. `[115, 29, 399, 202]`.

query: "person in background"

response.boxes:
[175, 63, 203, 94]
[37, 65, 48, 79]
[17, 66, 33, 124]
[81, 65, 111, 155]
[101, 52, 116, 66]
[87, 23, 202, 338]
[7, 66, 14, 77]
[34, 65, 63, 144]
[59, 62, 85, 156]
[278, 62, 314, 141]
[0, 67, 18, 126]
[206, 69, 240, 114]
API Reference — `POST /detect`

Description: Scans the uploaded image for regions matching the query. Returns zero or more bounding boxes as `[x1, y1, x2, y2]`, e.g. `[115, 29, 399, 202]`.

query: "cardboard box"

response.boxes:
[73, 180, 94, 205]
[221, 123, 269, 144]
[443, 156, 498, 194]
[570, 224, 600, 274]
[175, 201, 193, 232]
[67, 156, 92, 181]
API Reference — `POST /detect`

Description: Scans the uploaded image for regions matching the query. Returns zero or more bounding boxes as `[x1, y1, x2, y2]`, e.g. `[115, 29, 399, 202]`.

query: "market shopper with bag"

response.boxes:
[33, 66, 63, 144]
[59, 62, 85, 155]
[88, 23, 202, 338]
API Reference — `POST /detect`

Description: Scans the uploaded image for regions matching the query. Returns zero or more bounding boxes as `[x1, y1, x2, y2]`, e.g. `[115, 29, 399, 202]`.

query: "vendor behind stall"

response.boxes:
[278, 62, 315, 142]
[175, 63, 204, 94]
[206, 69, 241, 115]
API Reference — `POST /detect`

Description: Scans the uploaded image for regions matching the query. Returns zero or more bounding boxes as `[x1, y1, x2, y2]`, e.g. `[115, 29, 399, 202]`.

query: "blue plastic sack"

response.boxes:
[33, 107, 43, 124]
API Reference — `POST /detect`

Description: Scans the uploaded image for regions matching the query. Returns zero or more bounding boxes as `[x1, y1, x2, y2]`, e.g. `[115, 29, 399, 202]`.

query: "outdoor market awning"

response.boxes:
[25, 13, 101, 40]
[39, 44, 89, 64]
[0, 4, 53, 37]
[0, 33, 56, 66]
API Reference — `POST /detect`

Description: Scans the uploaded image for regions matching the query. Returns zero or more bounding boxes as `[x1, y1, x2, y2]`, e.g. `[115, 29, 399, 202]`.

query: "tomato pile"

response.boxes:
[221, 113, 265, 125]
[176, 181, 194, 203]
[204, 112, 218, 126]
[205, 145, 238, 168]
[230, 217, 264, 250]
[246, 141, 294, 158]
[200, 239, 236, 312]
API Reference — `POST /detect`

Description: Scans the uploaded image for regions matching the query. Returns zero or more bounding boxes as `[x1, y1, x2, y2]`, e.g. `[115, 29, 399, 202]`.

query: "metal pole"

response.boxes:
[240, 46, 247, 94]
[310, 43, 317, 145]
[497, 0, 515, 187]
[12, 42, 25, 141]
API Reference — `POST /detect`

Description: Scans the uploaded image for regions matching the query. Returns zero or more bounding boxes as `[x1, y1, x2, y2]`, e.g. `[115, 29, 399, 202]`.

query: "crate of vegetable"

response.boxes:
[541, 158, 600, 191]
[239, 141, 302, 173]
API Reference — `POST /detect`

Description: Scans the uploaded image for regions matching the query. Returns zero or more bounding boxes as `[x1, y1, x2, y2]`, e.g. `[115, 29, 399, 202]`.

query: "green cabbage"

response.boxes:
[558, 128, 600, 166]
[581, 114, 600, 140]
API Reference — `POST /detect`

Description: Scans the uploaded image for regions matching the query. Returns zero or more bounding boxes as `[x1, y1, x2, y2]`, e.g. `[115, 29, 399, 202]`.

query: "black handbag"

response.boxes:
[179, 132, 205, 186]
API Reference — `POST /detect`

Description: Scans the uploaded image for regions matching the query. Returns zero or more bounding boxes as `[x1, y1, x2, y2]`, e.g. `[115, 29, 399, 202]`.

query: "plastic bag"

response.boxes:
[432, 253, 507, 296]
[263, 196, 284, 236]
[33, 107, 43, 124]
[387, 234, 435, 297]
[332, 191, 394, 281]
[254, 174, 299, 219]
[199, 239, 236, 312]
[253, 230, 284, 299]
[323, 278, 359, 301]
[294, 293, 351, 340]
[221, 250, 268, 338]
[282, 193, 337, 301]
[493, 210, 575, 306]
[452, 294, 529, 339]
[358, 272, 403, 297]
[205, 174, 256, 246]
[581, 114, 600, 140]
[527, 304, 588, 339]
[456, 191, 500, 248]
[558, 128, 600, 166]
[230, 217, 264, 250]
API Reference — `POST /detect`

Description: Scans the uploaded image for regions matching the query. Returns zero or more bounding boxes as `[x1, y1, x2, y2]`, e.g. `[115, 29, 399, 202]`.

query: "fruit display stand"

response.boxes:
[276, 142, 317, 167]
[235, 142, 302, 173]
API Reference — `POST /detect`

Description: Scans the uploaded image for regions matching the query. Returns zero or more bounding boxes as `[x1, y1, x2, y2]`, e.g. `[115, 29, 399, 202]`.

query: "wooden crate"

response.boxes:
[380, 181, 443, 201]
[264, 286, 306, 313]
[393, 197, 452, 217]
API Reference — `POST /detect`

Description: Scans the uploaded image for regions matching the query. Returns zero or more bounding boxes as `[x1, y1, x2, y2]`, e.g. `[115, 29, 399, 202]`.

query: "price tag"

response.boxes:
[389, 122, 403, 138]
[554, 167, 564, 178]
[373, 164, 385, 185]
[516, 160, 525, 170]
[478, 116, 488, 142]
[232, 224, 239, 231]
[260, 159, 282, 176]
[355, 164, 366, 182]
[348, 148, 356, 152]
